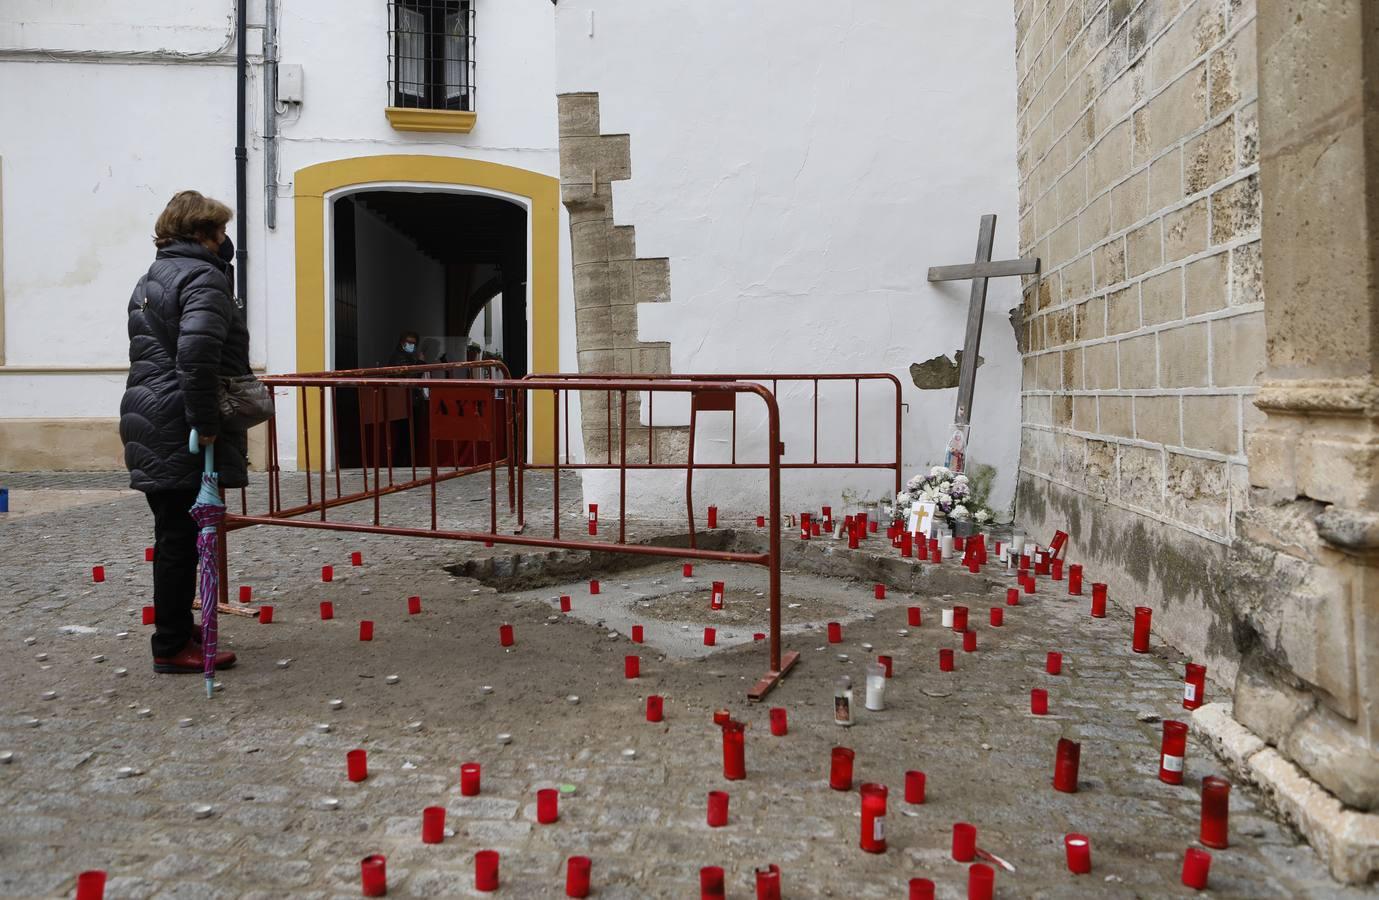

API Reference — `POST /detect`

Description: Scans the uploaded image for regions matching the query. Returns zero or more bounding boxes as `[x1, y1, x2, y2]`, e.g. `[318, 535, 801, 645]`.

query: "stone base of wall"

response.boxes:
[0, 418, 269, 472]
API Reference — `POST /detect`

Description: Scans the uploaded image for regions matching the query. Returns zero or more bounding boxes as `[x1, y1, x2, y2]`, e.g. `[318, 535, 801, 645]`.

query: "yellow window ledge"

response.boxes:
[385, 108, 477, 134]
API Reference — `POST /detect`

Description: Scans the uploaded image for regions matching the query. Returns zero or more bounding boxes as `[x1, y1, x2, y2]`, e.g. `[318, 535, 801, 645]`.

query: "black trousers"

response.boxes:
[146, 488, 201, 657]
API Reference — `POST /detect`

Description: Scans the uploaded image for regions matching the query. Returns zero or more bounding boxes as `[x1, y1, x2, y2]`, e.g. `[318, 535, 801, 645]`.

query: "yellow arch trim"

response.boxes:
[293, 154, 559, 465]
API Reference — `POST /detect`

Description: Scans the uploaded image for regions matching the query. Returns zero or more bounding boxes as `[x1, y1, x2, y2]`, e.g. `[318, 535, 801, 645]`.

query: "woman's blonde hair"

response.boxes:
[153, 190, 233, 248]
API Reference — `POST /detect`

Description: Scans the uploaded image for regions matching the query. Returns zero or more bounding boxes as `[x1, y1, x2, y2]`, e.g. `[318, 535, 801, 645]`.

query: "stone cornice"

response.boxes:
[1254, 378, 1379, 416]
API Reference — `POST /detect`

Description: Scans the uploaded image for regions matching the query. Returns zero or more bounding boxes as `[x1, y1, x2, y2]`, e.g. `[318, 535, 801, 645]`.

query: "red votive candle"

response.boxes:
[1091, 582, 1108, 617]
[1065, 833, 1092, 873]
[848, 530, 859, 549]
[1052, 558, 1065, 580]
[92, 565, 105, 583]
[929, 538, 940, 560]
[707, 505, 718, 528]
[1023, 575, 1036, 594]
[968, 863, 995, 900]
[361, 854, 387, 897]
[646, 694, 664, 722]
[829, 746, 855, 790]
[905, 770, 926, 804]
[566, 856, 591, 898]
[703, 627, 717, 646]
[1006, 587, 1020, 606]
[407, 596, 421, 615]
[939, 648, 955, 672]
[1160, 720, 1188, 784]
[700, 866, 726, 900]
[141, 606, 155, 625]
[346, 749, 368, 783]
[962, 630, 978, 652]
[318, 600, 334, 620]
[560, 595, 571, 612]
[1031, 688, 1049, 715]
[713, 709, 731, 727]
[145, 546, 155, 562]
[907, 606, 922, 626]
[474, 849, 499, 892]
[1068, 564, 1083, 595]
[359, 620, 374, 641]
[259, 605, 274, 624]
[499, 623, 514, 647]
[624, 655, 640, 679]
[537, 788, 559, 824]
[631, 624, 644, 643]
[954, 535, 965, 551]
[753, 632, 766, 641]
[755, 864, 781, 900]
[869, 519, 878, 533]
[710, 581, 726, 610]
[913, 535, 925, 559]
[75, 871, 107, 900]
[1182, 847, 1212, 889]
[909, 878, 935, 900]
[878, 654, 894, 677]
[239, 585, 252, 603]
[990, 607, 1004, 627]
[1200, 776, 1231, 848]
[769, 707, 788, 735]
[683, 563, 694, 578]
[1046, 651, 1063, 675]
[351, 551, 363, 566]
[952, 606, 968, 631]
[859, 782, 888, 853]
[1019, 554, 1031, 571]
[589, 579, 600, 595]
[1184, 663, 1207, 710]
[874, 583, 886, 600]
[460, 762, 481, 796]
[952, 822, 977, 861]
[827, 621, 842, 643]
[1035, 555, 1050, 576]
[1133, 606, 1152, 652]
[813, 521, 822, 536]
[321, 565, 332, 583]
[1053, 738, 1081, 792]
[707, 790, 729, 827]
[722, 720, 746, 780]
[421, 805, 446, 844]
[756, 515, 766, 527]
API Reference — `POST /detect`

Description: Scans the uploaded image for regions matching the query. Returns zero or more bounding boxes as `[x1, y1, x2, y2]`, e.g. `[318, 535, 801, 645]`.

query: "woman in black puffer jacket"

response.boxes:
[120, 191, 249, 674]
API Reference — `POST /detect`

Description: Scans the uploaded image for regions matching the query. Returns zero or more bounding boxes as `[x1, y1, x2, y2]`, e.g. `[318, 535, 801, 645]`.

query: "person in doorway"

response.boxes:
[388, 330, 426, 367]
[120, 190, 249, 674]
[383, 330, 427, 465]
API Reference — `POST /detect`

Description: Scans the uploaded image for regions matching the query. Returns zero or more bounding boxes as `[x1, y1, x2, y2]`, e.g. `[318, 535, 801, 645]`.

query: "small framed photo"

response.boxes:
[909, 501, 938, 539]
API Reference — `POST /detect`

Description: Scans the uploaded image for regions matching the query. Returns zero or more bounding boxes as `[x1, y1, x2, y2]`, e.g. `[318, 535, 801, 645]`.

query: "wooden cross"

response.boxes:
[927, 214, 1040, 426]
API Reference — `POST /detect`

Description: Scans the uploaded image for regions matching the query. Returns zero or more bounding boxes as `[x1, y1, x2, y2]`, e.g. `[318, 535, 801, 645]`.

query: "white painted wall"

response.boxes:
[556, 0, 1024, 517]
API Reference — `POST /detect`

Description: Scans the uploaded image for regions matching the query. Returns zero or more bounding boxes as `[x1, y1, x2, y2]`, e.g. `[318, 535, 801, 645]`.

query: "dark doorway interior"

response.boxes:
[332, 190, 527, 468]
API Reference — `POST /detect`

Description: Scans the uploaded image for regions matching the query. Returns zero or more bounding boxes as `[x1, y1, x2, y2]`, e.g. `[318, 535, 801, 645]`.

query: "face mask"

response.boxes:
[218, 236, 235, 263]
[403, 342, 417, 353]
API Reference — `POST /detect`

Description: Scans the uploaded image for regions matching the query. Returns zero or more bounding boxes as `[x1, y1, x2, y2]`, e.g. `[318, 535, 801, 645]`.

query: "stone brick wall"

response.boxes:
[1013, 0, 1262, 671]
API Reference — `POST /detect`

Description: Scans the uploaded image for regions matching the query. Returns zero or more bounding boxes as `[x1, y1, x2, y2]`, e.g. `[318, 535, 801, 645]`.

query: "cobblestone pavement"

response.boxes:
[0, 471, 1364, 898]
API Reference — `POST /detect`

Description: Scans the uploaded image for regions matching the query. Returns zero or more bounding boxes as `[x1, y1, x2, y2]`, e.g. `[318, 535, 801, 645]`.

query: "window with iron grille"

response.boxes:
[388, 1, 475, 111]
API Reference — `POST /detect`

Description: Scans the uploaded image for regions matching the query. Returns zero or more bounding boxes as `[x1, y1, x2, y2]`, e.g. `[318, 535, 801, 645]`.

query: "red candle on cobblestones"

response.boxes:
[1091, 582, 1108, 618]
[1006, 587, 1019, 606]
[769, 707, 788, 735]
[1068, 564, 1083, 594]
[239, 585, 252, 603]
[909, 878, 935, 900]
[1065, 833, 1092, 873]
[905, 770, 926, 804]
[813, 520, 823, 536]
[566, 856, 591, 898]
[588, 503, 598, 536]
[707, 790, 729, 827]
[878, 654, 893, 677]
[537, 788, 559, 824]
[874, 583, 886, 600]
[1052, 558, 1064, 580]
[1159, 720, 1188, 784]
[703, 627, 716, 646]
[929, 538, 940, 560]
[827, 621, 842, 643]
[901, 531, 913, 557]
[713, 709, 731, 727]
[914, 535, 926, 559]
[624, 655, 640, 679]
[1133, 606, 1152, 652]
[360, 854, 386, 897]
[631, 624, 644, 643]
[406, 596, 420, 615]
[939, 648, 955, 671]
[800, 513, 811, 540]
[1054, 738, 1081, 792]
[1200, 776, 1231, 848]
[646, 694, 664, 722]
[952, 822, 977, 861]
[683, 563, 693, 577]
[907, 606, 921, 626]
[869, 519, 878, 533]
[952, 606, 968, 631]
[700, 866, 726, 900]
[710, 580, 726, 609]
[753, 632, 765, 641]
[142, 606, 155, 625]
[1023, 575, 1036, 594]
[990, 607, 1004, 627]
[1019, 554, 1030, 571]
[589, 579, 600, 595]
[92, 565, 105, 583]
[968, 863, 994, 900]
[848, 530, 858, 549]
[722, 720, 746, 780]
[359, 620, 374, 641]
[347, 749, 367, 782]
[755, 864, 781, 900]
[707, 505, 718, 528]
[1031, 688, 1049, 715]
[475, 850, 499, 892]
[860, 782, 888, 853]
[1046, 651, 1062, 675]
[351, 551, 363, 566]
[460, 762, 480, 796]
[829, 746, 855, 790]
[560, 595, 571, 613]
[962, 630, 977, 652]
[421, 805, 445, 844]
[954, 535, 965, 552]
[321, 565, 333, 583]
[259, 605, 274, 624]
[499, 623, 514, 647]
[75, 871, 106, 900]
[145, 546, 156, 562]
[1184, 663, 1207, 710]
[319, 601, 334, 620]
[1182, 847, 1212, 889]
[1035, 554, 1050, 576]
[756, 515, 766, 527]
